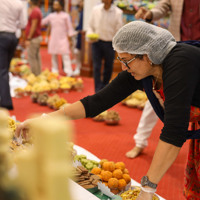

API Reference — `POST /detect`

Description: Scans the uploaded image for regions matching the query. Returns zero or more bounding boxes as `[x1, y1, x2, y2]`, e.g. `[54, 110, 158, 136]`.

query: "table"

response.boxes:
[69, 179, 100, 200]
[74, 145, 166, 200]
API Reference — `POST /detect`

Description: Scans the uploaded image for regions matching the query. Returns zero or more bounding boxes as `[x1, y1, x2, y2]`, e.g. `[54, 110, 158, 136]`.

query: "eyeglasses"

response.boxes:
[117, 55, 138, 69]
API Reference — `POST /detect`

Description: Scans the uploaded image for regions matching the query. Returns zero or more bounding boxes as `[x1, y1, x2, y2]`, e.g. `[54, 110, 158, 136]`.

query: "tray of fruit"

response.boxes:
[120, 186, 159, 200]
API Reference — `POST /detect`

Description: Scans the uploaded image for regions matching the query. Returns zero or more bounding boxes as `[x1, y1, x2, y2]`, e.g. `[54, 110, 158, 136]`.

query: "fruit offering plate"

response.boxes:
[120, 186, 159, 200]
[97, 182, 131, 199]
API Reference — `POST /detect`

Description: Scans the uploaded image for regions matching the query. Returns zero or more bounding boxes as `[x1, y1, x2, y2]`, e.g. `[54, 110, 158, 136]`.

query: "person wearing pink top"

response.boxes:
[42, 0, 75, 76]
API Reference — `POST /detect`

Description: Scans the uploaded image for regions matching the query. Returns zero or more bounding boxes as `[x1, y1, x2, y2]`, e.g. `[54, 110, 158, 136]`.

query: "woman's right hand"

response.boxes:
[135, 7, 153, 22]
[15, 119, 32, 139]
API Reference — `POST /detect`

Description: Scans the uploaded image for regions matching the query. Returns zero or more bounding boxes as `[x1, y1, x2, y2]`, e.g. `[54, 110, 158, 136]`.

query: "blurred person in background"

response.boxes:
[126, 0, 200, 158]
[25, 0, 42, 76]
[42, 0, 76, 76]
[0, 0, 26, 110]
[73, 0, 84, 76]
[87, 0, 124, 93]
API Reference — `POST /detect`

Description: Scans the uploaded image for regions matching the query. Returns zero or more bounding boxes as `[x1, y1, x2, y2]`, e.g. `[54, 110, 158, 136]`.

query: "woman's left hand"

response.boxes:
[136, 190, 154, 200]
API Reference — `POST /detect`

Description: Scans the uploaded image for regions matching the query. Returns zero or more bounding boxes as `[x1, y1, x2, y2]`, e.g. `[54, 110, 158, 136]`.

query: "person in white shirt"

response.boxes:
[87, 0, 123, 92]
[0, 0, 26, 110]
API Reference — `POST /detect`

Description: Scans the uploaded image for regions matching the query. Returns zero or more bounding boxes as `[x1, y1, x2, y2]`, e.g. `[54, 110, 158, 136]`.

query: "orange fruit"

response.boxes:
[97, 174, 103, 180]
[100, 159, 108, 167]
[110, 188, 120, 195]
[101, 170, 113, 182]
[123, 174, 131, 183]
[115, 162, 125, 171]
[91, 167, 101, 175]
[108, 178, 119, 189]
[118, 179, 127, 190]
[102, 161, 115, 172]
[113, 169, 123, 179]
[123, 168, 129, 174]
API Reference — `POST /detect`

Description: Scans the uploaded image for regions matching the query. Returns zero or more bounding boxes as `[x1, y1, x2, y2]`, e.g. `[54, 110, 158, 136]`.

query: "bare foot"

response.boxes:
[126, 146, 144, 158]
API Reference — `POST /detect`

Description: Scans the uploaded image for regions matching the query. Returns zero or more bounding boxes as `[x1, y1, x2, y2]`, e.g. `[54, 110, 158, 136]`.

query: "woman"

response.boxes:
[16, 21, 200, 199]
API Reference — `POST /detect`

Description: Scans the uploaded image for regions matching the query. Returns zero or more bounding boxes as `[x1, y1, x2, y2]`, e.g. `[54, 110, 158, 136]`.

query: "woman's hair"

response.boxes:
[113, 21, 177, 64]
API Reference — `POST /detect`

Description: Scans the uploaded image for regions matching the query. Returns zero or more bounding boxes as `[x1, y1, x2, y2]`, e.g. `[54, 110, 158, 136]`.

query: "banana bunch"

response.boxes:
[24, 84, 32, 94]
[14, 88, 24, 98]
[10, 58, 22, 68]
[73, 78, 83, 90]
[122, 90, 147, 109]
[25, 73, 37, 85]
[49, 79, 60, 90]
[36, 74, 47, 82]
[20, 64, 31, 77]
[31, 81, 51, 93]
[59, 77, 74, 90]
[53, 98, 67, 110]
[47, 73, 59, 82]
[60, 77, 76, 85]
[47, 94, 60, 108]
[86, 33, 99, 40]
[8, 117, 18, 138]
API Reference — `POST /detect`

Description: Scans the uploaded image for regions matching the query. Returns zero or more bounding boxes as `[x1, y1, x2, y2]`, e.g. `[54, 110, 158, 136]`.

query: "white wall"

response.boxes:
[83, 0, 101, 31]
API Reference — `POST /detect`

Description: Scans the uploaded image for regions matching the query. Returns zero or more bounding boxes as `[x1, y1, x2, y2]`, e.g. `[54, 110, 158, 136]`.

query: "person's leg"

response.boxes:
[73, 48, 81, 76]
[51, 54, 59, 73]
[35, 37, 42, 75]
[102, 41, 115, 89]
[0, 33, 17, 109]
[92, 41, 103, 93]
[27, 37, 42, 76]
[126, 100, 158, 158]
[62, 54, 73, 76]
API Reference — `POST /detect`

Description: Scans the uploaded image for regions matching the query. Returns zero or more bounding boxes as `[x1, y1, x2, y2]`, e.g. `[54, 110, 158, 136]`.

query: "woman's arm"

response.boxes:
[137, 140, 180, 200]
[146, 140, 180, 184]
[15, 101, 86, 137]
[49, 101, 86, 120]
[16, 71, 142, 136]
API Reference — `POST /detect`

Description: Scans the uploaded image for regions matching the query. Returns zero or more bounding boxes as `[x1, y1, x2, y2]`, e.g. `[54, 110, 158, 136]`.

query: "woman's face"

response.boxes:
[102, 0, 113, 6]
[53, 1, 61, 11]
[117, 52, 155, 80]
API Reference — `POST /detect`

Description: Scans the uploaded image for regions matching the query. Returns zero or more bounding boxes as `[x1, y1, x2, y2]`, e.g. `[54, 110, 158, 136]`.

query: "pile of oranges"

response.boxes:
[91, 160, 131, 194]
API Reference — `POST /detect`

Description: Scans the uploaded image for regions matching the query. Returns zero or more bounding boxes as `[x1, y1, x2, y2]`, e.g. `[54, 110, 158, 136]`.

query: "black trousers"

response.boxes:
[92, 40, 115, 93]
[0, 32, 18, 109]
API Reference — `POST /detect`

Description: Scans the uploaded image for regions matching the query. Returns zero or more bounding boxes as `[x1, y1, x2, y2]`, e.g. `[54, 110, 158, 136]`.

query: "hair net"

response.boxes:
[112, 21, 177, 64]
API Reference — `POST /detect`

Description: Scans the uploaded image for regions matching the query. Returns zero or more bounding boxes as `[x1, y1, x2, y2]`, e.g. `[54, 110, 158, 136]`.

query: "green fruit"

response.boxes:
[79, 154, 87, 159]
[74, 155, 79, 161]
[92, 165, 98, 168]
[86, 162, 93, 170]
[81, 159, 88, 165]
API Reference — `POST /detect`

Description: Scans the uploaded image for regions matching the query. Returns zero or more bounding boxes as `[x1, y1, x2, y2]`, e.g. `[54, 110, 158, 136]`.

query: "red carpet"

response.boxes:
[9, 47, 189, 200]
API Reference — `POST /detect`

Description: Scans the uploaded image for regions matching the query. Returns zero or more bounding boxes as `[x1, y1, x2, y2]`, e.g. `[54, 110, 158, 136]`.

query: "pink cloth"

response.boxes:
[42, 11, 75, 55]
